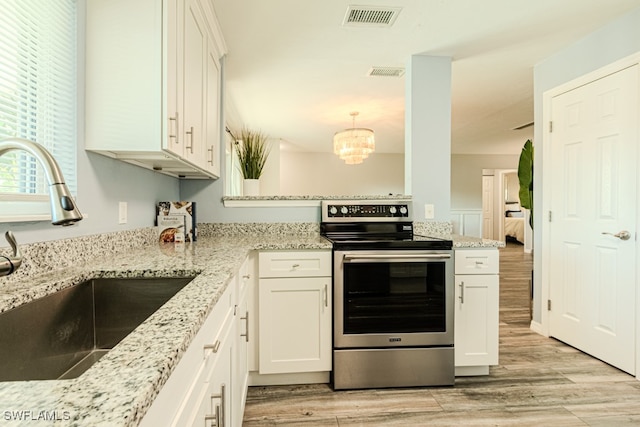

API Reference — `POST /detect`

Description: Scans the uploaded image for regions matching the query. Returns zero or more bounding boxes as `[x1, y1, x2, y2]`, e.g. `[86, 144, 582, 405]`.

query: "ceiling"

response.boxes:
[211, 0, 640, 156]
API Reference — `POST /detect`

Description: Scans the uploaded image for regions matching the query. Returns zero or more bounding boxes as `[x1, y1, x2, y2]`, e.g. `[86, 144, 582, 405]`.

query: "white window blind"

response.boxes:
[0, 0, 77, 221]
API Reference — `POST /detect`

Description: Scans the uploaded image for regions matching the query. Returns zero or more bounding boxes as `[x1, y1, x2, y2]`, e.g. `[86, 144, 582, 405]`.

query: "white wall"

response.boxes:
[532, 6, 640, 324]
[280, 152, 404, 196]
[451, 154, 520, 210]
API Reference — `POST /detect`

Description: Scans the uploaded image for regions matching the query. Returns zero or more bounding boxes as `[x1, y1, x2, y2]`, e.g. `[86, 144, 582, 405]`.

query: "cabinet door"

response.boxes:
[164, 0, 185, 157]
[181, 0, 207, 166]
[203, 43, 221, 176]
[178, 319, 233, 427]
[258, 277, 331, 374]
[232, 289, 249, 425]
[454, 274, 499, 367]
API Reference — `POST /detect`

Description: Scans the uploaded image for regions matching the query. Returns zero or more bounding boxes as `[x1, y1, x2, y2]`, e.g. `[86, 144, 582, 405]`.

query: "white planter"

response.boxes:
[243, 179, 260, 196]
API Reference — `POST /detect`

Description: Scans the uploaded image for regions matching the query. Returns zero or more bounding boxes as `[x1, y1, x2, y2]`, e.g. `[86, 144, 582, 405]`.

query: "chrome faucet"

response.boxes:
[0, 138, 83, 276]
[1, 231, 22, 277]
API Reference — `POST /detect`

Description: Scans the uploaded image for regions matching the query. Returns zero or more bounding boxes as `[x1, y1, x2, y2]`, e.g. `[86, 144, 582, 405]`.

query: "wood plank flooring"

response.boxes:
[243, 243, 640, 426]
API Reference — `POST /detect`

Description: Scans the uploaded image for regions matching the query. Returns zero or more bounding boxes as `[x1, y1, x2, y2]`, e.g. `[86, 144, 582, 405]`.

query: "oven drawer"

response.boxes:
[454, 249, 499, 275]
[259, 250, 331, 278]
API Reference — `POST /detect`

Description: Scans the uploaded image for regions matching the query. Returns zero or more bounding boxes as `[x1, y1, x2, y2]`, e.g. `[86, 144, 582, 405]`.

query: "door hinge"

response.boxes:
[548, 211, 552, 222]
[547, 299, 552, 311]
[549, 121, 553, 133]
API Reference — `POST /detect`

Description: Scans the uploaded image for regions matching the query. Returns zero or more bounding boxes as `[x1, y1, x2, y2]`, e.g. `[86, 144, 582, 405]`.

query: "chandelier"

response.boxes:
[333, 112, 375, 165]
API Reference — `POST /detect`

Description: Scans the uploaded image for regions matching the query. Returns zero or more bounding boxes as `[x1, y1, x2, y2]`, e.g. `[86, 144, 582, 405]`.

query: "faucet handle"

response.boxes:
[5, 231, 21, 258]
[1, 231, 23, 276]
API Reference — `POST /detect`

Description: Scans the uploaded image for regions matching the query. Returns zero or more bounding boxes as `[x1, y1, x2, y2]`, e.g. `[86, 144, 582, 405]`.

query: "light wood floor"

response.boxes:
[243, 243, 640, 426]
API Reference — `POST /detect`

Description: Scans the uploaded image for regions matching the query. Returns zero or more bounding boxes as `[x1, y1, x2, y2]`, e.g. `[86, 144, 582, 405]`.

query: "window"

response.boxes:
[0, 0, 78, 221]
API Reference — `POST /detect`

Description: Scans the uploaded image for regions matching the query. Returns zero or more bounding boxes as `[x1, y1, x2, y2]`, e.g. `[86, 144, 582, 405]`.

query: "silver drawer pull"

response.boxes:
[240, 311, 249, 342]
[207, 384, 225, 427]
[204, 340, 221, 353]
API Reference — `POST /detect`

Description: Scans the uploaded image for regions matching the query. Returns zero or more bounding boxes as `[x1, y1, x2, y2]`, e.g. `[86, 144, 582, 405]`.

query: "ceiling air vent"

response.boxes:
[343, 5, 402, 27]
[368, 66, 405, 77]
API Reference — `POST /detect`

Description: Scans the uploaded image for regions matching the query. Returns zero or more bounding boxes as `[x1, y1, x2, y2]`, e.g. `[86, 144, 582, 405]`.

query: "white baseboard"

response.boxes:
[529, 320, 546, 336]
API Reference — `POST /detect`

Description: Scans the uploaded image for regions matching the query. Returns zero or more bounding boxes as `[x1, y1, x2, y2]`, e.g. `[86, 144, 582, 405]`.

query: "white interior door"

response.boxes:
[482, 175, 494, 239]
[548, 64, 638, 375]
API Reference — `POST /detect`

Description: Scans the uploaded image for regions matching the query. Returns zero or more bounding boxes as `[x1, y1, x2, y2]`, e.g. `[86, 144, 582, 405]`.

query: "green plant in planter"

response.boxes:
[235, 128, 270, 179]
[518, 139, 534, 229]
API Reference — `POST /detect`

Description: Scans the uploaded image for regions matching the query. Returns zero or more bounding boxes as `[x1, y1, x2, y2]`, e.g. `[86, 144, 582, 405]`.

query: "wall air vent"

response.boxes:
[368, 66, 405, 77]
[343, 5, 402, 27]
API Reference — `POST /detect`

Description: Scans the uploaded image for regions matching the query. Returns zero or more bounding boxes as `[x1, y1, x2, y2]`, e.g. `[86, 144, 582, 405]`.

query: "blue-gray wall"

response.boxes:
[532, 6, 640, 323]
[0, 149, 180, 246]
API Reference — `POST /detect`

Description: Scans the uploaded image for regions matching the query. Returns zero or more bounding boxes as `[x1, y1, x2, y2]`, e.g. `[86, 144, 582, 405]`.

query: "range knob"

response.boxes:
[389, 206, 397, 215]
[400, 206, 408, 215]
[340, 206, 349, 215]
[329, 206, 338, 215]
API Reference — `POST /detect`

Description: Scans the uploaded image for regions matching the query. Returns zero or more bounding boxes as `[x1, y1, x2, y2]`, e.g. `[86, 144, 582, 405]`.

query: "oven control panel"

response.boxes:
[322, 200, 412, 221]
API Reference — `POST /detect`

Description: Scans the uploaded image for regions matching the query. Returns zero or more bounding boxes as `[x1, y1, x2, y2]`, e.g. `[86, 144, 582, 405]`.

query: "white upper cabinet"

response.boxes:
[85, 0, 226, 179]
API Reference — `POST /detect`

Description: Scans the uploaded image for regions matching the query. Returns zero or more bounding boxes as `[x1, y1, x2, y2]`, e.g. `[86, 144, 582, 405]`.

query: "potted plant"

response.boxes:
[517, 139, 534, 229]
[235, 128, 270, 196]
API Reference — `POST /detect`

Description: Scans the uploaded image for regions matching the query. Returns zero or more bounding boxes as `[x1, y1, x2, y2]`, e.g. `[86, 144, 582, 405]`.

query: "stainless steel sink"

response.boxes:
[0, 276, 195, 381]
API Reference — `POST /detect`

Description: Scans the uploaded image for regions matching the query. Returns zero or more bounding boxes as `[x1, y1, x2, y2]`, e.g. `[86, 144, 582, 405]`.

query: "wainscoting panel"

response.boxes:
[451, 210, 482, 238]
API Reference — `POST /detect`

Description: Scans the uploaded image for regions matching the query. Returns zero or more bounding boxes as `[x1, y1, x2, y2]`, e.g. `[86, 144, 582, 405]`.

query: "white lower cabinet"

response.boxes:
[141, 254, 255, 427]
[251, 250, 332, 385]
[454, 248, 500, 376]
[231, 253, 255, 424]
[258, 276, 331, 374]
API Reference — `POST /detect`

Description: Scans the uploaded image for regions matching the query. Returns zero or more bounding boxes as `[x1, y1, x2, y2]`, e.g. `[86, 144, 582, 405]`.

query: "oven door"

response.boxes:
[334, 249, 454, 348]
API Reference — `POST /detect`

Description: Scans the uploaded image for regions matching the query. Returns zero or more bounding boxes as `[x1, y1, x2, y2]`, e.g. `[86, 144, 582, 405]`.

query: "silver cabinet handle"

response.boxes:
[204, 340, 221, 353]
[459, 281, 464, 304]
[168, 112, 179, 144]
[602, 230, 631, 240]
[324, 284, 328, 308]
[186, 126, 194, 154]
[206, 383, 225, 426]
[240, 311, 249, 342]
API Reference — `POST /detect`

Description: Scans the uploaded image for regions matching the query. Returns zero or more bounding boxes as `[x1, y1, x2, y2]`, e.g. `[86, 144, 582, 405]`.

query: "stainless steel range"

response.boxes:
[320, 200, 454, 390]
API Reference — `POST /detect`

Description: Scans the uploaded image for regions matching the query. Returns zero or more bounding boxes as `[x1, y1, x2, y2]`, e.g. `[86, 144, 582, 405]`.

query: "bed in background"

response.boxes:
[505, 202, 525, 244]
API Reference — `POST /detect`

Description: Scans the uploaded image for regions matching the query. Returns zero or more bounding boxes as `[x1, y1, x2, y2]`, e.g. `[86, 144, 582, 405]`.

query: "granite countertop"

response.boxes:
[450, 234, 505, 248]
[0, 234, 331, 427]
[0, 228, 499, 426]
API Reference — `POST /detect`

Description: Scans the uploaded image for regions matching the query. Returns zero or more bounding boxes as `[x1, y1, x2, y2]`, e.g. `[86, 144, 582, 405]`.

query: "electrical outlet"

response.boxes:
[424, 204, 435, 219]
[118, 202, 127, 224]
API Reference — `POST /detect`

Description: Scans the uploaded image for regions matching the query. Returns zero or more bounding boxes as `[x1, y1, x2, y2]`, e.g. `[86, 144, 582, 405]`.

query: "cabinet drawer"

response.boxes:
[455, 249, 499, 275]
[259, 251, 331, 278]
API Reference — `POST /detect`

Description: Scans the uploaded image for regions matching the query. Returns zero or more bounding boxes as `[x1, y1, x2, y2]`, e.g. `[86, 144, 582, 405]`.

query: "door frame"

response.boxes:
[539, 52, 640, 379]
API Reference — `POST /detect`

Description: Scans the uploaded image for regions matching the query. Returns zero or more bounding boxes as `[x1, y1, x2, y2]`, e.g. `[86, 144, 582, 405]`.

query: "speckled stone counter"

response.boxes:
[0, 221, 500, 426]
[450, 234, 505, 248]
[0, 232, 331, 427]
[413, 221, 504, 248]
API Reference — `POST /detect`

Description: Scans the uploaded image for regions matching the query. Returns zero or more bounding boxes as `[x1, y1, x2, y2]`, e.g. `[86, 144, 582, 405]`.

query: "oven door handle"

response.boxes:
[342, 253, 451, 263]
